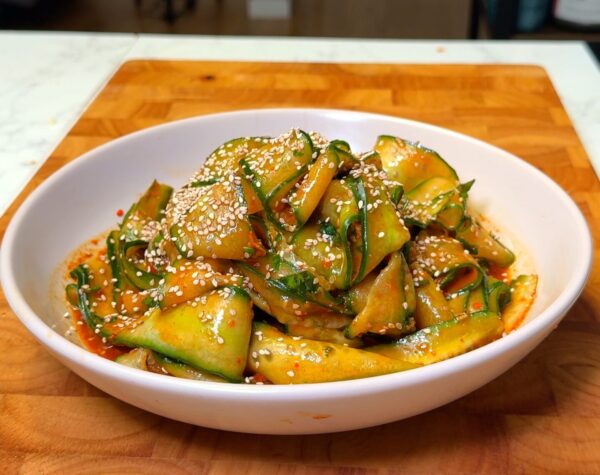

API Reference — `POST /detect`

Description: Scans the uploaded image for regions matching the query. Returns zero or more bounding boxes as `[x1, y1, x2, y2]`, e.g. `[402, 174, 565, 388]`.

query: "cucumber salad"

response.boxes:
[65, 129, 537, 384]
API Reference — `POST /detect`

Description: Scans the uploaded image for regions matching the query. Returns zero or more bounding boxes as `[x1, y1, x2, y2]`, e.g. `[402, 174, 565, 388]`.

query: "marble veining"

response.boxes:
[0, 32, 135, 217]
[0, 33, 598, 221]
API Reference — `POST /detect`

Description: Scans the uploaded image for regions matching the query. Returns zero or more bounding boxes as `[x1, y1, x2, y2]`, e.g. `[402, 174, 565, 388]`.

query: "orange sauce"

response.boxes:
[444, 265, 511, 296]
[241, 180, 263, 214]
[473, 214, 512, 284]
[67, 245, 129, 361]
[247, 230, 267, 257]
[487, 264, 511, 284]
[71, 308, 128, 360]
[444, 267, 479, 294]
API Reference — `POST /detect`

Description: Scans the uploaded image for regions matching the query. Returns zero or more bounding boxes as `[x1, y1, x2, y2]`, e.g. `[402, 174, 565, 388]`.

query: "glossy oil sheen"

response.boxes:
[0, 109, 592, 434]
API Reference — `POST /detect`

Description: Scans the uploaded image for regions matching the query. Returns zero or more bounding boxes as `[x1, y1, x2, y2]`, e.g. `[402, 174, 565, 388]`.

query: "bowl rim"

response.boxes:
[0, 107, 593, 399]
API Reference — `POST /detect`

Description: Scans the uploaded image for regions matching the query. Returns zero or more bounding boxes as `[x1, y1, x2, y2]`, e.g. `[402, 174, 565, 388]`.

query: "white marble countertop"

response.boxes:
[1, 32, 599, 217]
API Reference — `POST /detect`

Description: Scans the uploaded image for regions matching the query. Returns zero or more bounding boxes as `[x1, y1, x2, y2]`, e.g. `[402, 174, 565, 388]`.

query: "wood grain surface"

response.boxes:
[1, 61, 599, 474]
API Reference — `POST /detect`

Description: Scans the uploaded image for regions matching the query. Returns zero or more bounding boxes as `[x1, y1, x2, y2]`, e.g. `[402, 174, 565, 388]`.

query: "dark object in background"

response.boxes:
[0, 0, 475, 38]
[135, 0, 197, 23]
[554, 0, 600, 31]
[484, 0, 551, 38]
[0, 0, 39, 6]
[0, 0, 46, 28]
[588, 42, 600, 63]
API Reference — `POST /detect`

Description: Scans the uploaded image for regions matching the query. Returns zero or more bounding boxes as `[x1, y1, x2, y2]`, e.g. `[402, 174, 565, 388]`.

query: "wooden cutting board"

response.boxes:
[1, 61, 599, 474]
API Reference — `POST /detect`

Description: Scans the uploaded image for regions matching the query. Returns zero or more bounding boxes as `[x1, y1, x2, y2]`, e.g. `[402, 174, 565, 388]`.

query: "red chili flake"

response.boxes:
[116, 209, 124, 217]
[472, 302, 483, 310]
[228, 320, 236, 328]
[294, 362, 300, 369]
[254, 373, 268, 383]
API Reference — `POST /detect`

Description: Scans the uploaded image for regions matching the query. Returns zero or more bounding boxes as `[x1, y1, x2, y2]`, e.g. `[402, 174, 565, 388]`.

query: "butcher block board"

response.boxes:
[1, 61, 599, 474]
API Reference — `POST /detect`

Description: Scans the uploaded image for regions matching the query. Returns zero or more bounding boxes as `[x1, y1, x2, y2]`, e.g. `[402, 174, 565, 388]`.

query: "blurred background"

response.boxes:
[0, 0, 599, 53]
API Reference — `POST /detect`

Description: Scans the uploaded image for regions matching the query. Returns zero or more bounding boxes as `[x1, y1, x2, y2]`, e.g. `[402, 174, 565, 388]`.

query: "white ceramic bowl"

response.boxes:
[1, 109, 592, 434]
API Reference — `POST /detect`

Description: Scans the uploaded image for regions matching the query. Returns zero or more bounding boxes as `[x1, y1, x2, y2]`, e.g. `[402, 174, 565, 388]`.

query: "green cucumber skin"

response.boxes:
[375, 135, 459, 190]
[467, 285, 489, 315]
[290, 146, 340, 227]
[486, 278, 511, 314]
[347, 177, 369, 286]
[455, 216, 516, 268]
[106, 231, 122, 288]
[440, 264, 483, 293]
[266, 164, 310, 205]
[236, 260, 347, 314]
[288, 219, 349, 292]
[368, 311, 503, 365]
[401, 177, 469, 230]
[238, 130, 314, 232]
[64, 127, 531, 384]
[67, 265, 112, 338]
[114, 286, 252, 382]
[120, 181, 173, 241]
[121, 240, 162, 291]
[345, 252, 415, 339]
[239, 130, 313, 204]
[330, 139, 350, 152]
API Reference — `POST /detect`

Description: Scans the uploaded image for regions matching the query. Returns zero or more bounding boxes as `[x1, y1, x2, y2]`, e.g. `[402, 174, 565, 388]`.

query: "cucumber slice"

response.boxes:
[456, 216, 515, 267]
[401, 177, 471, 230]
[344, 271, 377, 314]
[116, 348, 226, 382]
[487, 276, 511, 314]
[360, 150, 382, 169]
[121, 180, 173, 242]
[288, 145, 339, 228]
[160, 259, 241, 308]
[248, 322, 418, 384]
[368, 311, 503, 365]
[409, 232, 483, 294]
[121, 240, 161, 291]
[330, 139, 351, 152]
[107, 230, 127, 299]
[201, 136, 268, 180]
[467, 285, 488, 314]
[153, 353, 227, 382]
[114, 287, 253, 381]
[195, 136, 268, 214]
[67, 264, 111, 337]
[374, 135, 458, 192]
[346, 252, 416, 338]
[317, 179, 361, 288]
[290, 221, 350, 290]
[436, 180, 473, 230]
[240, 129, 314, 208]
[447, 290, 469, 317]
[285, 324, 362, 347]
[348, 171, 410, 284]
[330, 140, 359, 172]
[235, 254, 349, 326]
[411, 266, 454, 328]
[170, 181, 265, 260]
[401, 177, 456, 227]
[115, 347, 150, 370]
[502, 274, 538, 332]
